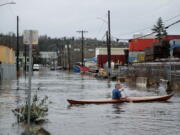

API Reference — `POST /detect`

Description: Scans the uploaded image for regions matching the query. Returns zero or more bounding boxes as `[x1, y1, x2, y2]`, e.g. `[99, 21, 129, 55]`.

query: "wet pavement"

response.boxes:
[0, 70, 180, 135]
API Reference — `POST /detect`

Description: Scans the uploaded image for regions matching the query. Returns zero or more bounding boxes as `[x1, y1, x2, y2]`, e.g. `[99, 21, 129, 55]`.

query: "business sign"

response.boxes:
[23, 30, 38, 45]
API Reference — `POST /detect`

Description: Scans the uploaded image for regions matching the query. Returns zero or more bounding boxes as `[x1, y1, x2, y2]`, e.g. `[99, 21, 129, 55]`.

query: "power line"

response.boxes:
[112, 19, 180, 41]
[165, 19, 180, 29]
[111, 35, 129, 41]
[131, 19, 180, 40]
[76, 30, 88, 67]
[116, 13, 180, 38]
[96, 21, 107, 39]
[114, 17, 180, 41]
[165, 14, 180, 22]
[101, 32, 106, 41]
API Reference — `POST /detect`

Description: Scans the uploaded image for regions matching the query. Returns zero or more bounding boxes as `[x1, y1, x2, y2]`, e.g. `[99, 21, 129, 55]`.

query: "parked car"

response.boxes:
[56, 66, 63, 70]
[50, 66, 63, 70]
[33, 64, 40, 71]
[50, 67, 55, 70]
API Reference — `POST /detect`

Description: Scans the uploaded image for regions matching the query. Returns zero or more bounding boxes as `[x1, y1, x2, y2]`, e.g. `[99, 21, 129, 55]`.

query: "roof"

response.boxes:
[129, 39, 159, 51]
[129, 35, 180, 51]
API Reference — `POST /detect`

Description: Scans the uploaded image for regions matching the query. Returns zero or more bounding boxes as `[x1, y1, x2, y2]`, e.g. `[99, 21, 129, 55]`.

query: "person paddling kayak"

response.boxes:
[112, 83, 124, 99]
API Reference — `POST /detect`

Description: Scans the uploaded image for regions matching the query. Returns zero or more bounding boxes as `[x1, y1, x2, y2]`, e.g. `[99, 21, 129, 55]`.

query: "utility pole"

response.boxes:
[65, 39, 71, 71]
[107, 10, 111, 77]
[24, 45, 27, 79]
[106, 30, 109, 52]
[60, 45, 63, 67]
[67, 44, 71, 71]
[63, 45, 65, 69]
[76, 30, 88, 67]
[16, 16, 20, 76]
[56, 42, 60, 67]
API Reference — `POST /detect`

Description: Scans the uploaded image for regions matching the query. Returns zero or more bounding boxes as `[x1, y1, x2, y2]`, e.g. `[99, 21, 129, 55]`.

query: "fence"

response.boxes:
[117, 62, 180, 81]
[169, 64, 180, 81]
[0, 63, 16, 80]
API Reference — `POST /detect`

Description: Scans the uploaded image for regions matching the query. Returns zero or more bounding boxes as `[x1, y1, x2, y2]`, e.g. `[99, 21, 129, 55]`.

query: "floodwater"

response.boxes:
[0, 70, 180, 135]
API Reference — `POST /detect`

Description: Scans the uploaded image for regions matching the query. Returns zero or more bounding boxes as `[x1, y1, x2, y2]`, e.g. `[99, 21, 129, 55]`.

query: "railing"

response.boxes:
[116, 63, 180, 81]
[170, 65, 180, 80]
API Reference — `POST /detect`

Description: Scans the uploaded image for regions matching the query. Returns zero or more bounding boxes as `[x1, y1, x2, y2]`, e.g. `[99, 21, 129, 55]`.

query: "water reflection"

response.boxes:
[107, 80, 111, 88]
[80, 74, 85, 80]
[15, 88, 21, 123]
[80, 84, 85, 89]
[112, 104, 124, 114]
[0, 71, 180, 135]
[20, 127, 51, 135]
[16, 80, 20, 90]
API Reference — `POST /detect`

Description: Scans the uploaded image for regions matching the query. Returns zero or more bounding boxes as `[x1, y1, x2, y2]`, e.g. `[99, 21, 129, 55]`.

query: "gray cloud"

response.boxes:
[0, 0, 180, 39]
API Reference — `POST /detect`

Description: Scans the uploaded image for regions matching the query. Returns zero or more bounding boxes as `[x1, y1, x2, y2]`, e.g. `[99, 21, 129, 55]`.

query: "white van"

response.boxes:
[33, 64, 40, 71]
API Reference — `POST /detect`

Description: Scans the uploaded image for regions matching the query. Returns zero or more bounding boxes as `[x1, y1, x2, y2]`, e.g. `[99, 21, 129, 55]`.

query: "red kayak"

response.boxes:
[67, 94, 173, 105]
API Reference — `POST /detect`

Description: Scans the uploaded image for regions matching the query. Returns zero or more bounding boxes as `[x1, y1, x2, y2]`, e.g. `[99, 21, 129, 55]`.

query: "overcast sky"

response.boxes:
[0, 0, 180, 40]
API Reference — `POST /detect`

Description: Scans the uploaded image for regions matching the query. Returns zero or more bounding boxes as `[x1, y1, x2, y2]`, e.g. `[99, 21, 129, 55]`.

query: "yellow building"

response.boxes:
[0, 45, 15, 64]
[0, 45, 16, 80]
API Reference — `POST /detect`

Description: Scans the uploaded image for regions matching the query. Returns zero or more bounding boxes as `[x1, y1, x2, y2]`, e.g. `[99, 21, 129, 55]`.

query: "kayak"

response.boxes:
[67, 94, 173, 105]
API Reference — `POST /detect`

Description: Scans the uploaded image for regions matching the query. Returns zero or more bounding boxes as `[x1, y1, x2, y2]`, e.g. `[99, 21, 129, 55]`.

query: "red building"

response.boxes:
[97, 55, 125, 68]
[129, 35, 180, 51]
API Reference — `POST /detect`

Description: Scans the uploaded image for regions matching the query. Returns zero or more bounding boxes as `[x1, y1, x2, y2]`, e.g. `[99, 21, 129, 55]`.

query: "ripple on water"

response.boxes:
[0, 70, 180, 135]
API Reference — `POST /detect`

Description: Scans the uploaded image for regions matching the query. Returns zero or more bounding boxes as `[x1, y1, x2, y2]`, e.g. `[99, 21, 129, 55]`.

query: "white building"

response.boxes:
[40, 51, 58, 66]
[95, 48, 128, 57]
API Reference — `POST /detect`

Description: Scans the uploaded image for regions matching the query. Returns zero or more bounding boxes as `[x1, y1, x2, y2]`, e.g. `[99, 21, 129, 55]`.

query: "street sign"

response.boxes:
[23, 30, 38, 125]
[23, 30, 38, 45]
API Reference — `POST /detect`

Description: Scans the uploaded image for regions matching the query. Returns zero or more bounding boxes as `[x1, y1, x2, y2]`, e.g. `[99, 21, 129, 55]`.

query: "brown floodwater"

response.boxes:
[0, 70, 180, 135]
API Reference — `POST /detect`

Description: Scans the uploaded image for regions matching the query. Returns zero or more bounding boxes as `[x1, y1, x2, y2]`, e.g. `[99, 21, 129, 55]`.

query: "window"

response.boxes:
[74, 48, 80, 51]
[88, 49, 94, 52]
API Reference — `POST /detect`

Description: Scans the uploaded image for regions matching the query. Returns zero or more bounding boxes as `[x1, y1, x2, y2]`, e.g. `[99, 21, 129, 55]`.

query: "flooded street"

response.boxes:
[0, 70, 180, 135]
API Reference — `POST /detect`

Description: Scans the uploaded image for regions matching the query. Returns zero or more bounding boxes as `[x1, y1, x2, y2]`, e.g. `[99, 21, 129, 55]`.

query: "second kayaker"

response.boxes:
[112, 83, 124, 99]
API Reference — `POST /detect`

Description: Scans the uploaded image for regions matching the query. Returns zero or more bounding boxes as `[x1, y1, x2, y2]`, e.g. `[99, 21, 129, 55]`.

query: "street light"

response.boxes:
[0, 1, 16, 7]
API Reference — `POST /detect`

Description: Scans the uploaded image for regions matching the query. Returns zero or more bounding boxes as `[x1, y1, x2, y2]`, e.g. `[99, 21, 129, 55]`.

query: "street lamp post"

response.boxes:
[0, 1, 16, 7]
